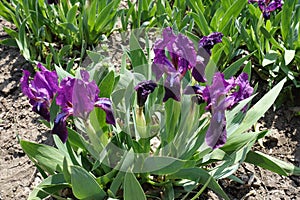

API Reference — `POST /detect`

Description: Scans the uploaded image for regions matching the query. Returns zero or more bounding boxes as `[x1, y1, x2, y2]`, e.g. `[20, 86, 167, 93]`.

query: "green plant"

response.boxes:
[19, 28, 300, 199]
[236, 0, 300, 87]
[0, 0, 121, 69]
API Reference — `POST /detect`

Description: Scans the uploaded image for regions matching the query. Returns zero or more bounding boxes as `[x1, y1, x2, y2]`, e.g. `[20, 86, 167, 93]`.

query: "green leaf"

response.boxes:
[94, 0, 121, 32]
[260, 27, 284, 51]
[20, 140, 65, 174]
[17, 19, 31, 60]
[128, 31, 148, 76]
[55, 65, 74, 81]
[284, 49, 295, 65]
[170, 168, 230, 200]
[190, 12, 210, 36]
[124, 171, 146, 200]
[219, 0, 247, 34]
[67, 4, 78, 24]
[231, 78, 286, 136]
[141, 156, 194, 175]
[110, 171, 125, 195]
[243, 61, 252, 80]
[226, 95, 256, 135]
[99, 70, 115, 98]
[28, 173, 69, 200]
[58, 45, 72, 66]
[3, 26, 18, 38]
[221, 130, 267, 152]
[87, 0, 96, 30]
[223, 53, 253, 79]
[87, 50, 104, 63]
[262, 50, 278, 67]
[71, 165, 106, 199]
[0, 38, 17, 46]
[281, 0, 295, 43]
[245, 151, 300, 176]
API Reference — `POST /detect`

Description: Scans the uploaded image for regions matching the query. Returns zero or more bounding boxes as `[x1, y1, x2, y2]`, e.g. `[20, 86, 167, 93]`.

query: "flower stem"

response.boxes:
[190, 176, 212, 200]
[135, 106, 147, 138]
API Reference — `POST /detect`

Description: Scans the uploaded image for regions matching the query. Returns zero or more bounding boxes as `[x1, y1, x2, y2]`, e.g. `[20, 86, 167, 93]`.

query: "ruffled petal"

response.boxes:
[199, 32, 223, 55]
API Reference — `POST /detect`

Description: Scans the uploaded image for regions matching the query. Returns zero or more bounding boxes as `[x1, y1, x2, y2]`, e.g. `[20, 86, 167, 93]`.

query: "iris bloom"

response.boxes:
[198, 32, 224, 55]
[152, 27, 197, 102]
[191, 32, 224, 84]
[21, 63, 58, 121]
[248, 0, 283, 19]
[183, 85, 205, 105]
[186, 72, 253, 149]
[202, 73, 234, 149]
[134, 80, 157, 107]
[134, 80, 157, 138]
[52, 70, 115, 143]
[47, 0, 59, 4]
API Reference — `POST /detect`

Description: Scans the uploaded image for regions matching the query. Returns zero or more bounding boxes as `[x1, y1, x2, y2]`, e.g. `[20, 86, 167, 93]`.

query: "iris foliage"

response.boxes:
[0, 0, 300, 199]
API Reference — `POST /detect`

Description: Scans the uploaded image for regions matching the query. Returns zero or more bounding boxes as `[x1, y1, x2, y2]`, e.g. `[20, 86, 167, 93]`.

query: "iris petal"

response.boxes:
[32, 101, 50, 122]
[72, 71, 99, 120]
[20, 64, 58, 121]
[134, 80, 157, 107]
[94, 98, 116, 125]
[205, 109, 227, 149]
[52, 112, 69, 143]
[163, 75, 181, 102]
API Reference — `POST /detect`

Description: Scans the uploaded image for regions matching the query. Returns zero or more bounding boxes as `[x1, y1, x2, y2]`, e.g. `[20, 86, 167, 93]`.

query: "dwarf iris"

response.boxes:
[21, 63, 58, 122]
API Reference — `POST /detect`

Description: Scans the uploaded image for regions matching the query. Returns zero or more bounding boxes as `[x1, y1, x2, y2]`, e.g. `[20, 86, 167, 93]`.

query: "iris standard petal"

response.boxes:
[266, 0, 283, 12]
[56, 77, 75, 108]
[231, 72, 253, 110]
[21, 64, 58, 121]
[33, 65, 58, 99]
[73, 71, 100, 120]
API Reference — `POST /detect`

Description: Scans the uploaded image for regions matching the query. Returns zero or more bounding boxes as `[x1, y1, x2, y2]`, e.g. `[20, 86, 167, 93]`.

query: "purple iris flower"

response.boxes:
[198, 32, 223, 55]
[134, 80, 157, 107]
[47, 0, 59, 4]
[230, 73, 254, 110]
[191, 32, 224, 83]
[152, 27, 197, 102]
[21, 63, 58, 121]
[186, 72, 253, 149]
[249, 0, 283, 19]
[202, 73, 233, 149]
[52, 70, 115, 143]
[183, 85, 205, 105]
